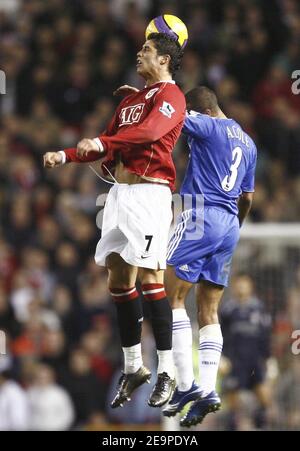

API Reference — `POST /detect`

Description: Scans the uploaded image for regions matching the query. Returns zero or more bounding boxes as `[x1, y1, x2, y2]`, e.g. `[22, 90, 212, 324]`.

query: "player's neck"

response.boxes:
[145, 73, 173, 87]
[215, 108, 227, 119]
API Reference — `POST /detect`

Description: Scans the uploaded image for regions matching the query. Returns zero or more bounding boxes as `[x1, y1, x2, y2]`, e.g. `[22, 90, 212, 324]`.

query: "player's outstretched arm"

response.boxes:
[238, 192, 253, 227]
[43, 140, 106, 167]
[113, 85, 139, 97]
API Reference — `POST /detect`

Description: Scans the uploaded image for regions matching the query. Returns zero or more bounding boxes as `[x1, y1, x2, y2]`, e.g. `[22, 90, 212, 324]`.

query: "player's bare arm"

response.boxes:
[238, 192, 254, 226]
[113, 85, 140, 97]
[43, 137, 106, 169]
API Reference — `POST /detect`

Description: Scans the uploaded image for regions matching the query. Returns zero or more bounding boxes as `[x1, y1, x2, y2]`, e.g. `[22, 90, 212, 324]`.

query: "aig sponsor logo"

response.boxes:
[119, 103, 145, 126]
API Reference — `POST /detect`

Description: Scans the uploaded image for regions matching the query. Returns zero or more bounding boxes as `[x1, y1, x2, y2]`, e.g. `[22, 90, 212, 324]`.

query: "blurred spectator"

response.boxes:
[274, 357, 300, 430]
[0, 287, 21, 339]
[27, 363, 74, 430]
[0, 357, 29, 431]
[61, 348, 107, 427]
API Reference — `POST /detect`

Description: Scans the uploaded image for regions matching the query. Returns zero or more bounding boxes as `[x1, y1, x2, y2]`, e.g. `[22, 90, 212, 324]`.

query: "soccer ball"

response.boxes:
[145, 14, 188, 49]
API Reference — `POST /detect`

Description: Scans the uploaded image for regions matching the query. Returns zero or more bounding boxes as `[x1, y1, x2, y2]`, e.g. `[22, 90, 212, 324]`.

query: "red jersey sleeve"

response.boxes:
[63, 147, 102, 163]
[99, 85, 185, 152]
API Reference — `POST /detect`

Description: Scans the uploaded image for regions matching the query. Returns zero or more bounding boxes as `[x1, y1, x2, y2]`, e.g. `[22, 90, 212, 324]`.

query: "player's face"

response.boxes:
[136, 40, 166, 78]
[232, 276, 254, 301]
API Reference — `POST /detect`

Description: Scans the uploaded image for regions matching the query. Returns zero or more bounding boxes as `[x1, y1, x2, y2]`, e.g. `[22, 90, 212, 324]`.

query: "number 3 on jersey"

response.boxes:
[221, 146, 243, 192]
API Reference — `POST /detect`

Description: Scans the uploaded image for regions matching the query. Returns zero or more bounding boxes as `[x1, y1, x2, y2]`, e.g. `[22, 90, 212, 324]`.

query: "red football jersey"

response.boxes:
[64, 81, 186, 191]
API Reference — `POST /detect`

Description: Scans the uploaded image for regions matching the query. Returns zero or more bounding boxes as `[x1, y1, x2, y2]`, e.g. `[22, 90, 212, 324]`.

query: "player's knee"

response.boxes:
[168, 283, 188, 309]
[108, 275, 132, 291]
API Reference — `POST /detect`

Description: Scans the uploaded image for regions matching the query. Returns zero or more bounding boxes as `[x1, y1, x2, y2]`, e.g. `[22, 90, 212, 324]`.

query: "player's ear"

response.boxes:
[160, 54, 170, 65]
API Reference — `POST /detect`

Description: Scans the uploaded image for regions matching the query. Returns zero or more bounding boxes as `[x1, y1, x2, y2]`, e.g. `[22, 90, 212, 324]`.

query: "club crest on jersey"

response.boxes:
[119, 103, 145, 126]
[159, 101, 175, 118]
[145, 88, 159, 99]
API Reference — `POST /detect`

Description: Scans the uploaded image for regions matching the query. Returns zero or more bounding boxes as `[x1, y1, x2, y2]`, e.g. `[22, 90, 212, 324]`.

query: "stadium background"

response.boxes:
[0, 0, 300, 431]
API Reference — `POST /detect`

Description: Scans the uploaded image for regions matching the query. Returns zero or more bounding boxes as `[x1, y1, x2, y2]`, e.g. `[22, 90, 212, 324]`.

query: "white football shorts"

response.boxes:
[95, 183, 172, 269]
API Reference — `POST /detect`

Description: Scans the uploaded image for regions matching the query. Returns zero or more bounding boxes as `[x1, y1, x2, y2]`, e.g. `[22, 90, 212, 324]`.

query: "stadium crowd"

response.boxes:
[0, 0, 300, 430]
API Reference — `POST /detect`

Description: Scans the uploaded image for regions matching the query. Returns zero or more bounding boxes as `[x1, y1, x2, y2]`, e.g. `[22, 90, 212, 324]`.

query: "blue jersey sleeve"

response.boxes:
[241, 146, 257, 192]
[183, 111, 215, 139]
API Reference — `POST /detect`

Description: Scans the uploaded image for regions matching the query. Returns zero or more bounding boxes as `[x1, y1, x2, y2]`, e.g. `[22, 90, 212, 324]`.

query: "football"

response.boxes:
[145, 14, 188, 49]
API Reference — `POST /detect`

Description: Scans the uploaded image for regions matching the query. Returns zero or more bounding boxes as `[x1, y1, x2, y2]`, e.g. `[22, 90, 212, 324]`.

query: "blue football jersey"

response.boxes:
[180, 111, 257, 215]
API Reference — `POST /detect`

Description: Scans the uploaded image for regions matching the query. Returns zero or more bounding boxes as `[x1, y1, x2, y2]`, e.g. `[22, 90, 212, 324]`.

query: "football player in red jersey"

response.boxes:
[43, 33, 186, 409]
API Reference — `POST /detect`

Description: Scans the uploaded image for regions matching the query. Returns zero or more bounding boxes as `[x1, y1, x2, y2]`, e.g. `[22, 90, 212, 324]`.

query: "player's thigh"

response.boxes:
[107, 252, 138, 288]
[196, 280, 224, 313]
[164, 264, 193, 308]
[138, 267, 164, 285]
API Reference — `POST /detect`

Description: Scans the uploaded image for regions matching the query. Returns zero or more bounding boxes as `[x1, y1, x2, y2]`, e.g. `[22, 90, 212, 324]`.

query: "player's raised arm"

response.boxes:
[43, 145, 104, 167]
[96, 85, 185, 152]
[113, 85, 140, 97]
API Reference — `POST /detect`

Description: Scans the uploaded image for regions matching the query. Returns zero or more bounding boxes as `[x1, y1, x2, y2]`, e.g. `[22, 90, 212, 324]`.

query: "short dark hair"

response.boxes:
[147, 32, 184, 76]
[185, 86, 219, 113]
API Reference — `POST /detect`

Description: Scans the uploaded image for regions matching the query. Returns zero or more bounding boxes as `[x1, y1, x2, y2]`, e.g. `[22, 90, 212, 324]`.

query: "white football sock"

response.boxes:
[172, 308, 194, 391]
[122, 343, 143, 374]
[198, 324, 223, 396]
[157, 350, 175, 378]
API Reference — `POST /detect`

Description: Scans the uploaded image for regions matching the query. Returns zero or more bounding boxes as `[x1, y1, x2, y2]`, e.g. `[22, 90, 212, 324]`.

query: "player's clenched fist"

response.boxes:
[76, 138, 100, 158]
[43, 152, 63, 168]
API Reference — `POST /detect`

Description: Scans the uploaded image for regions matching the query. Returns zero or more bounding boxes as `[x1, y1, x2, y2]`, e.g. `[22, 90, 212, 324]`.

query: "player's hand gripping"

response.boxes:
[43, 152, 63, 168]
[76, 138, 101, 158]
[113, 85, 140, 97]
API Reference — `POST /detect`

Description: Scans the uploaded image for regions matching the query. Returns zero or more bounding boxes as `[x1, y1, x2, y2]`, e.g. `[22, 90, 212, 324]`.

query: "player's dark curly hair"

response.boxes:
[147, 32, 184, 77]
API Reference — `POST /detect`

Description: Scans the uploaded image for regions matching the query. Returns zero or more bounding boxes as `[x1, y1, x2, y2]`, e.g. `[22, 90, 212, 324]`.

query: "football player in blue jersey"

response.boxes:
[163, 86, 257, 427]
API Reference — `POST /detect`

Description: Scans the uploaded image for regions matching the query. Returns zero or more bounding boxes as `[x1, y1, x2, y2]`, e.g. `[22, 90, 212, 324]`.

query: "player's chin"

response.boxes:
[136, 65, 145, 76]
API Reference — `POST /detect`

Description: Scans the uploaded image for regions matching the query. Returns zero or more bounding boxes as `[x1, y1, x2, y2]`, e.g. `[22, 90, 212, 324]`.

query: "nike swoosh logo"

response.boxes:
[141, 256, 150, 259]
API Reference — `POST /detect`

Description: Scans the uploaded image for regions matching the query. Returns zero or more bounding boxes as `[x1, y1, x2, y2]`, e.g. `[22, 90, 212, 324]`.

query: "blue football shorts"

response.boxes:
[167, 206, 240, 286]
